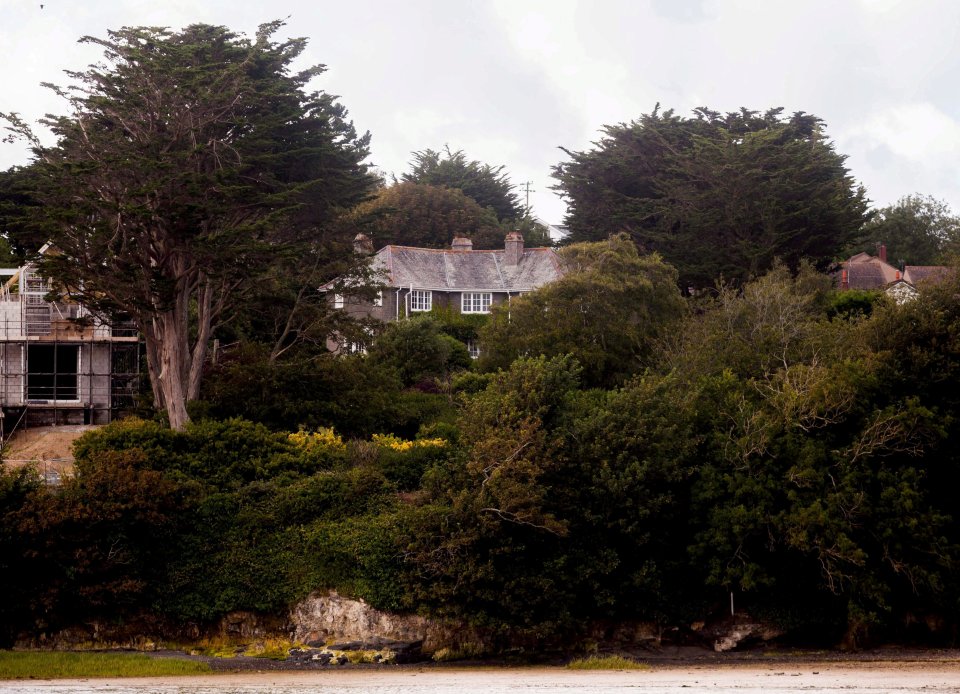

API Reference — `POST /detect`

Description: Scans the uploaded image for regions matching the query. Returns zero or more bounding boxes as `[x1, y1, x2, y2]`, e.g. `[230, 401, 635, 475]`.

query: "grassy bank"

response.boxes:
[567, 655, 649, 670]
[0, 651, 212, 679]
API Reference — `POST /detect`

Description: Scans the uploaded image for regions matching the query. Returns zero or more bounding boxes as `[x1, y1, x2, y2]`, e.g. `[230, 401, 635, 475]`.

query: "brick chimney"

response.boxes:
[504, 231, 524, 266]
[353, 233, 374, 256]
[451, 236, 473, 251]
[879, 244, 887, 263]
[841, 268, 849, 290]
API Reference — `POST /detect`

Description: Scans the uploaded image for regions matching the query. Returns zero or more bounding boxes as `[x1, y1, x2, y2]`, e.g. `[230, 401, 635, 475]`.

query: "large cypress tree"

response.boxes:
[553, 107, 869, 289]
[1, 22, 376, 429]
[403, 146, 523, 221]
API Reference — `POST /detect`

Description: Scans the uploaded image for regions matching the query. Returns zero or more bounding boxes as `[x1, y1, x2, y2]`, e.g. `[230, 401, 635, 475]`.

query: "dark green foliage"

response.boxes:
[342, 182, 503, 250]
[368, 315, 471, 386]
[1, 22, 376, 428]
[403, 146, 523, 221]
[403, 357, 698, 634]
[427, 305, 489, 345]
[825, 289, 883, 320]
[7, 262, 960, 648]
[13, 450, 192, 630]
[553, 106, 869, 288]
[853, 194, 960, 266]
[196, 345, 452, 439]
[0, 467, 45, 645]
[159, 467, 396, 620]
[478, 235, 685, 387]
[74, 417, 337, 489]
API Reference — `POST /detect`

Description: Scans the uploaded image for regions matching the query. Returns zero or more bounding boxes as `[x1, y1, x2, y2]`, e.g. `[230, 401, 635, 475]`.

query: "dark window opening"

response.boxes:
[27, 345, 79, 401]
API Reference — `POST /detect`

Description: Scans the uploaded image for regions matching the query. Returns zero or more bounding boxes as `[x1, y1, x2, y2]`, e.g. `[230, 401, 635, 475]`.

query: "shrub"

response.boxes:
[197, 345, 410, 438]
[74, 418, 347, 488]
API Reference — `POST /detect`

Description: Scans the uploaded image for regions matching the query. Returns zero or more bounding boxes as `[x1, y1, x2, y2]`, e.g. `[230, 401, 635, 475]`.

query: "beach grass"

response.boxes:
[566, 654, 649, 670]
[0, 651, 212, 679]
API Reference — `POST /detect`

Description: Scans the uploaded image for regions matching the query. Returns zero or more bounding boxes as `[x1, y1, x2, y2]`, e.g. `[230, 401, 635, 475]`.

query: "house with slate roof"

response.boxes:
[837, 244, 954, 304]
[327, 232, 562, 355]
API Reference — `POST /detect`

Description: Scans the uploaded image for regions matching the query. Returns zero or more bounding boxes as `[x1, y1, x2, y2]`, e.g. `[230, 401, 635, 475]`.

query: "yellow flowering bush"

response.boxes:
[288, 427, 345, 451]
[367, 433, 449, 490]
[371, 433, 446, 451]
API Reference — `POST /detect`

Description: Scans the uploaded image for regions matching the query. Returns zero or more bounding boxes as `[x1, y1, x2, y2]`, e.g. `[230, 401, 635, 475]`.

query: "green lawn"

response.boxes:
[0, 651, 212, 679]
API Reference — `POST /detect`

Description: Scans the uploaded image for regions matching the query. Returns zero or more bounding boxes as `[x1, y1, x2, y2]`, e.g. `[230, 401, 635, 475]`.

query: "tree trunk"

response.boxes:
[143, 307, 193, 431]
[143, 335, 165, 411]
[187, 275, 214, 401]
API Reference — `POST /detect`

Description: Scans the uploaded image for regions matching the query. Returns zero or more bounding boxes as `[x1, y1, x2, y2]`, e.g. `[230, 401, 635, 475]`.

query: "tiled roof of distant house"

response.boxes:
[839, 248, 899, 290]
[838, 245, 954, 297]
[903, 265, 954, 285]
[371, 240, 562, 292]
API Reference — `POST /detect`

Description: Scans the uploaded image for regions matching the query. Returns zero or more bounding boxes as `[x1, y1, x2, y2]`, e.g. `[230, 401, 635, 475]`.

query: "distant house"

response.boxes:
[327, 232, 562, 355]
[838, 245, 953, 304]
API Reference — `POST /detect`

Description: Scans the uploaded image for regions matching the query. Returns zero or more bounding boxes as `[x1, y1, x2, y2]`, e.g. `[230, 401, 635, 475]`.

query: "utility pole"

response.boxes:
[520, 180, 535, 217]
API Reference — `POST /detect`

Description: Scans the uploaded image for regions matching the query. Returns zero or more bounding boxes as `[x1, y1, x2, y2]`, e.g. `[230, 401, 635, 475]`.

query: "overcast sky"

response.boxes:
[2, 0, 959, 225]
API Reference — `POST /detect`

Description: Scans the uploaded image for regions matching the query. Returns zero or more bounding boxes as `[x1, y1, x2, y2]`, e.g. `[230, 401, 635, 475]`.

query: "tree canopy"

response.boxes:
[403, 146, 523, 221]
[552, 106, 870, 289]
[478, 234, 685, 387]
[341, 181, 504, 249]
[1, 21, 376, 429]
[854, 194, 960, 266]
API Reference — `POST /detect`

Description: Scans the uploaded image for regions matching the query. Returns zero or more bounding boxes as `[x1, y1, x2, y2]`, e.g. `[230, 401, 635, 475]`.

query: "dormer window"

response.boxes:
[410, 289, 432, 312]
[462, 292, 492, 314]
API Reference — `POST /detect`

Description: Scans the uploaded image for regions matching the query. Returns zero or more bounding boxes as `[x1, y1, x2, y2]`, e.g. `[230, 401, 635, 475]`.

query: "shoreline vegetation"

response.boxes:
[0, 651, 211, 679]
[4, 647, 960, 680]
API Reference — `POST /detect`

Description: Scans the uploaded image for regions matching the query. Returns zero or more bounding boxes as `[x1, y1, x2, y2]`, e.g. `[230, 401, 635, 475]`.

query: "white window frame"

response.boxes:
[344, 341, 367, 355]
[461, 292, 492, 314]
[466, 339, 480, 360]
[373, 290, 383, 307]
[410, 289, 432, 312]
[333, 293, 344, 309]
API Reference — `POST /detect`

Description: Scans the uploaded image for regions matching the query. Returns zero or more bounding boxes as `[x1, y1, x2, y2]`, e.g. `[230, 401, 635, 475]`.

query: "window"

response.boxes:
[373, 291, 383, 307]
[466, 339, 480, 360]
[333, 293, 344, 309]
[410, 289, 432, 312]
[344, 341, 367, 355]
[461, 292, 492, 314]
[27, 344, 79, 401]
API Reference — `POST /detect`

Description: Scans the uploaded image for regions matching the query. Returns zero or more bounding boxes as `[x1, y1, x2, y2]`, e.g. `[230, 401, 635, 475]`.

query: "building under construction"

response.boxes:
[0, 262, 139, 437]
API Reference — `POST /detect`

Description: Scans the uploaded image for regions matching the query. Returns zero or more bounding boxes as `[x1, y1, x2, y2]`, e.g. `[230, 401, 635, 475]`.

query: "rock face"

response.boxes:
[691, 614, 784, 652]
[290, 591, 431, 647]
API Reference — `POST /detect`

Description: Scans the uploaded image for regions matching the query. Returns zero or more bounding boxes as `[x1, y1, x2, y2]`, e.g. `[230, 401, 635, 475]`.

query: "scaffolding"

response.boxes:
[0, 265, 140, 441]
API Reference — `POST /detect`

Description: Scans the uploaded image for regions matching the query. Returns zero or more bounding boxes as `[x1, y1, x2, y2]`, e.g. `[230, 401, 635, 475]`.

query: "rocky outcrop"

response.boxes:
[691, 614, 784, 652]
[289, 591, 501, 660]
[290, 591, 430, 646]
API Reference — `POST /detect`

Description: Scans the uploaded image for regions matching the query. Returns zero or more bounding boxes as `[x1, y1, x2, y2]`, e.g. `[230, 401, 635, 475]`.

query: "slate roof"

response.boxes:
[839, 253, 955, 292]
[903, 265, 954, 285]
[846, 262, 896, 290]
[371, 245, 562, 292]
[840, 253, 899, 290]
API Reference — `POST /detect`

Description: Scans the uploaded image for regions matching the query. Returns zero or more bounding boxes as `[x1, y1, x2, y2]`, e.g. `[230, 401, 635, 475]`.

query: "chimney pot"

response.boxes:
[451, 236, 473, 251]
[353, 233, 374, 256]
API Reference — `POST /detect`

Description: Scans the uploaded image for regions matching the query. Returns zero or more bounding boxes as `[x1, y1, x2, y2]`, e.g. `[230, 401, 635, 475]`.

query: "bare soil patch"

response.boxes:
[2, 425, 98, 479]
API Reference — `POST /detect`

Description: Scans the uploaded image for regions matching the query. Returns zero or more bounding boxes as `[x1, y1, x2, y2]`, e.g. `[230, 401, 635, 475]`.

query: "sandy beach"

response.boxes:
[5, 663, 960, 694]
